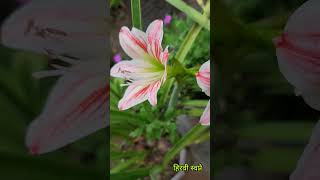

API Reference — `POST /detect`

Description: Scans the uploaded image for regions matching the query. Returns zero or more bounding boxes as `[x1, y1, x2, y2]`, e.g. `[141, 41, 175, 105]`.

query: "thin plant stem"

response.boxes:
[131, 0, 142, 29]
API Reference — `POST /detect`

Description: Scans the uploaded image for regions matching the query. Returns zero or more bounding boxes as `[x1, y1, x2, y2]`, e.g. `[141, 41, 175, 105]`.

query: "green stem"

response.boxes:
[143, 103, 155, 119]
[110, 157, 139, 174]
[203, 0, 211, 17]
[166, 0, 210, 30]
[174, 0, 210, 64]
[167, 82, 180, 110]
[131, 0, 142, 29]
[162, 124, 208, 166]
[175, 24, 202, 64]
[159, 78, 174, 108]
[167, 59, 185, 78]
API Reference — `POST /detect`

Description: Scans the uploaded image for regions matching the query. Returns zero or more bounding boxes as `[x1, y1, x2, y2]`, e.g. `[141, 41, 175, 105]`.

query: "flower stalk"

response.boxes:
[131, 0, 142, 29]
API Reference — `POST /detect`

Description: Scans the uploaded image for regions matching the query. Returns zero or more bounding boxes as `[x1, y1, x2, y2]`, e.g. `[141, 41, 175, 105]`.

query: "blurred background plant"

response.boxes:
[110, 0, 210, 179]
[213, 0, 318, 179]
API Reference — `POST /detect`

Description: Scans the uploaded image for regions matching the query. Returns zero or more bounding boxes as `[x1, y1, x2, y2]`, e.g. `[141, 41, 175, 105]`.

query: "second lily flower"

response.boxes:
[196, 60, 210, 125]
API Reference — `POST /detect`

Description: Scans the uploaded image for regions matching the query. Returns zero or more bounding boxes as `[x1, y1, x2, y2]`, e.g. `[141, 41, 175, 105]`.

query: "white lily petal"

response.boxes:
[200, 101, 210, 126]
[148, 81, 162, 106]
[26, 63, 108, 154]
[32, 70, 66, 79]
[118, 85, 150, 111]
[146, 19, 163, 60]
[110, 60, 159, 79]
[1, 0, 109, 60]
[131, 27, 147, 45]
[274, 0, 320, 110]
[119, 27, 149, 60]
[196, 60, 210, 96]
[160, 46, 169, 65]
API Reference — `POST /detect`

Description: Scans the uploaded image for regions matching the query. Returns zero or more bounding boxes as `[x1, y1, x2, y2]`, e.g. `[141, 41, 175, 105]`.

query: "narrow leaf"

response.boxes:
[163, 124, 208, 166]
[110, 151, 145, 160]
[110, 157, 140, 174]
[166, 0, 210, 30]
[110, 168, 151, 180]
[131, 0, 142, 29]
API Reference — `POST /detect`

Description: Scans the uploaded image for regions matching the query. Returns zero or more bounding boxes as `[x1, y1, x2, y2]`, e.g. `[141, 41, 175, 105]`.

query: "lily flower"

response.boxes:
[111, 19, 169, 111]
[274, 0, 320, 111]
[196, 60, 210, 125]
[1, 0, 109, 154]
[274, 0, 320, 179]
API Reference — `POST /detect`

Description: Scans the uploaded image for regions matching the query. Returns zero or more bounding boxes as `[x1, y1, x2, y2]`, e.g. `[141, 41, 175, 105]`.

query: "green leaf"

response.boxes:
[131, 0, 142, 29]
[110, 157, 141, 174]
[111, 127, 133, 138]
[174, 24, 203, 63]
[146, 121, 163, 140]
[183, 100, 209, 107]
[110, 0, 122, 7]
[166, 0, 210, 30]
[158, 78, 174, 107]
[187, 108, 205, 117]
[150, 165, 163, 180]
[110, 110, 139, 124]
[163, 124, 208, 166]
[110, 168, 151, 180]
[129, 128, 144, 138]
[110, 151, 145, 160]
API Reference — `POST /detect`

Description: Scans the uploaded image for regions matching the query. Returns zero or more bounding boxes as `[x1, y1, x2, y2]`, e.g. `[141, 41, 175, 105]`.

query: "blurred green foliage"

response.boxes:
[110, 0, 123, 8]
[110, 78, 179, 144]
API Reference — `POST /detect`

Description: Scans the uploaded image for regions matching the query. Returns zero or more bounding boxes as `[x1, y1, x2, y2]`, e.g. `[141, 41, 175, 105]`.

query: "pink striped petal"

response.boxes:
[146, 19, 163, 60]
[285, 0, 320, 36]
[275, 36, 320, 110]
[110, 60, 136, 79]
[1, 0, 109, 60]
[290, 120, 320, 180]
[132, 27, 147, 44]
[200, 101, 210, 126]
[196, 60, 210, 96]
[274, 0, 320, 110]
[26, 63, 108, 154]
[160, 46, 169, 65]
[148, 81, 162, 106]
[119, 27, 149, 60]
[110, 59, 157, 81]
[118, 85, 150, 111]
